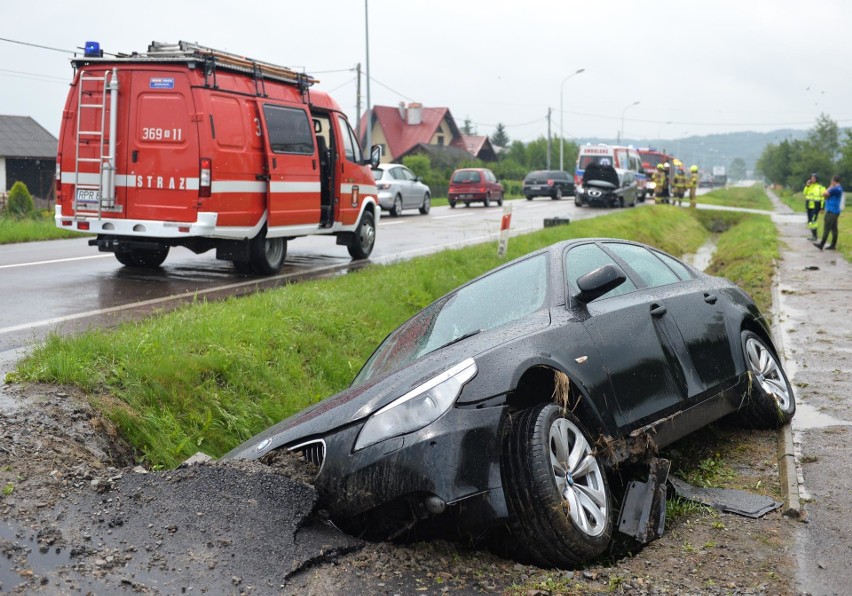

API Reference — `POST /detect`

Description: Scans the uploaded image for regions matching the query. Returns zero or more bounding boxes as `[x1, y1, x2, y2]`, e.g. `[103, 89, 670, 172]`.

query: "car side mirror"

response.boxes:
[368, 144, 383, 168]
[573, 264, 626, 304]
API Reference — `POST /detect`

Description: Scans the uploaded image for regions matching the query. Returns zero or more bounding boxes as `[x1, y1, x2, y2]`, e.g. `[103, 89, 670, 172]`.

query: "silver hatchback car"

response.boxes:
[373, 164, 432, 216]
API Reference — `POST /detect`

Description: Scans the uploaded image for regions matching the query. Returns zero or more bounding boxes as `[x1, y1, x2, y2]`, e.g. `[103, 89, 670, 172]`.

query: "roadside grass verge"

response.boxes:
[0, 214, 84, 244]
[776, 187, 804, 213]
[696, 184, 773, 210]
[11, 201, 776, 468]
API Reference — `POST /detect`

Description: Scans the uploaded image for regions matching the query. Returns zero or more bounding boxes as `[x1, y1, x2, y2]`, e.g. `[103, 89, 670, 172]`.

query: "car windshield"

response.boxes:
[641, 154, 665, 168]
[452, 170, 481, 183]
[352, 253, 549, 386]
[578, 156, 612, 169]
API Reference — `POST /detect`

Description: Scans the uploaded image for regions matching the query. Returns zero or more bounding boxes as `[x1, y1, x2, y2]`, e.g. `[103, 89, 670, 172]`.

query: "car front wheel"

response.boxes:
[503, 403, 612, 568]
[739, 331, 795, 427]
[419, 193, 431, 215]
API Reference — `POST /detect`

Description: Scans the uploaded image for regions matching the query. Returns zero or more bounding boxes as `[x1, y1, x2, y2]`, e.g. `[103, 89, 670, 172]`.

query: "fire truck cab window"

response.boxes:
[337, 115, 362, 163]
[262, 105, 314, 155]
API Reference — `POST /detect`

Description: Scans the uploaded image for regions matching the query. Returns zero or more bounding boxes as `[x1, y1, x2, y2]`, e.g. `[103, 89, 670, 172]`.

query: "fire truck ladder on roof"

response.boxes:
[74, 67, 119, 217]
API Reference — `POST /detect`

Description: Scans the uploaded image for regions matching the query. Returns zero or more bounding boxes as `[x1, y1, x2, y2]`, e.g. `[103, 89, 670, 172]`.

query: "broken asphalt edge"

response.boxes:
[770, 257, 801, 518]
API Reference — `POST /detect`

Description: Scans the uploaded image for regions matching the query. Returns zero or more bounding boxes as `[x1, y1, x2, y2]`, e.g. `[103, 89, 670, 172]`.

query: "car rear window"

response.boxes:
[453, 170, 481, 183]
[372, 168, 387, 180]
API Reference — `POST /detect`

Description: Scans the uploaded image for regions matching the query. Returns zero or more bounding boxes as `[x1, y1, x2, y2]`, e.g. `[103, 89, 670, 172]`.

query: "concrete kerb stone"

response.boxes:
[767, 204, 801, 518]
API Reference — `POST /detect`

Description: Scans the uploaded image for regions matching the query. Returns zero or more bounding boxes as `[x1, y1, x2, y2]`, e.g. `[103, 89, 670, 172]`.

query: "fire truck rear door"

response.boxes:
[125, 70, 199, 222]
[259, 104, 321, 227]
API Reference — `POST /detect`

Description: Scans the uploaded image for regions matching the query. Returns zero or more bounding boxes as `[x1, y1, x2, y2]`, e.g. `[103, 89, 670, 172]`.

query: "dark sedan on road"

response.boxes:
[224, 238, 794, 567]
[523, 169, 575, 200]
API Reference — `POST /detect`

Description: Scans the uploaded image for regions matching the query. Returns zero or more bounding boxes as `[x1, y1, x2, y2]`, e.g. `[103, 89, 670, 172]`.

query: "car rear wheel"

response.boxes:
[554, 187, 563, 200]
[449, 199, 457, 208]
[115, 246, 169, 268]
[503, 403, 612, 568]
[419, 193, 431, 215]
[739, 331, 795, 428]
[526, 195, 534, 201]
[497, 195, 503, 206]
[249, 229, 286, 275]
[391, 194, 403, 217]
[484, 194, 491, 207]
[347, 210, 376, 260]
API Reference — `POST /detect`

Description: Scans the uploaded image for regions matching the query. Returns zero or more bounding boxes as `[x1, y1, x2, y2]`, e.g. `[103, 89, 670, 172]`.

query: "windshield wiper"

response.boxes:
[433, 329, 482, 353]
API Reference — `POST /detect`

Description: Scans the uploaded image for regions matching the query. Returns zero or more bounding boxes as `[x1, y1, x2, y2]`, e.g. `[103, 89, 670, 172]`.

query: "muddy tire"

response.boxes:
[391, 194, 403, 217]
[502, 403, 612, 568]
[115, 246, 169, 268]
[419, 193, 431, 215]
[347, 210, 375, 260]
[249, 228, 286, 275]
[738, 331, 795, 428]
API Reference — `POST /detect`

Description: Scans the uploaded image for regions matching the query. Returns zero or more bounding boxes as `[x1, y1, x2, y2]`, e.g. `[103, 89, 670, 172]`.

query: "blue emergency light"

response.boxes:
[84, 41, 102, 58]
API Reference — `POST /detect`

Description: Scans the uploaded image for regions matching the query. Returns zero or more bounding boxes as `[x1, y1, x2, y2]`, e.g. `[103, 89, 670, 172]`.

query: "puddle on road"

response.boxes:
[0, 519, 73, 591]
[793, 400, 852, 430]
[682, 238, 717, 272]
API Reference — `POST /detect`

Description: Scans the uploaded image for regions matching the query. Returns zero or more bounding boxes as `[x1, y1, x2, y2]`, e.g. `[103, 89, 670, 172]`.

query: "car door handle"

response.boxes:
[704, 293, 718, 304]
[650, 304, 667, 317]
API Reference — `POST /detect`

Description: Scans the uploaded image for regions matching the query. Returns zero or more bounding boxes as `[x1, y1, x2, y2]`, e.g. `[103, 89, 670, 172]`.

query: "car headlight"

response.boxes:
[354, 358, 477, 451]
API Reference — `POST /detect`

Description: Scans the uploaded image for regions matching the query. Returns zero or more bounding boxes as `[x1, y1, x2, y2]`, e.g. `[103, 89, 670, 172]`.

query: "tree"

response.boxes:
[490, 123, 509, 149]
[6, 181, 35, 218]
[461, 118, 475, 136]
[729, 157, 747, 181]
[807, 112, 840, 160]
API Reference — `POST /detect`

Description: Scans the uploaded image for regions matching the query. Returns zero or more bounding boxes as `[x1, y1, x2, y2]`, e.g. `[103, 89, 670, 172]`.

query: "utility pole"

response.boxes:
[546, 108, 552, 170]
[355, 63, 362, 139]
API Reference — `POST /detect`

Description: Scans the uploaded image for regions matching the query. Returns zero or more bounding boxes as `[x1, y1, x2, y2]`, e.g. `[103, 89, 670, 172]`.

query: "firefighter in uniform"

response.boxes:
[803, 173, 826, 240]
[661, 162, 672, 203]
[673, 167, 687, 206]
[653, 164, 667, 202]
[688, 165, 699, 208]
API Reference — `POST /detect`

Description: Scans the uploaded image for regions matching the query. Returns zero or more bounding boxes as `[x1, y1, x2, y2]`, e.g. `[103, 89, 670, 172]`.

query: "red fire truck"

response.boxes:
[55, 41, 381, 274]
[638, 148, 676, 200]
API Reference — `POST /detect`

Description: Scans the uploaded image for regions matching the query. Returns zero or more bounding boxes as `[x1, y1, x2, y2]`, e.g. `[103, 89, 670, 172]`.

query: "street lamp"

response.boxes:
[657, 120, 672, 147]
[559, 68, 585, 171]
[619, 101, 640, 143]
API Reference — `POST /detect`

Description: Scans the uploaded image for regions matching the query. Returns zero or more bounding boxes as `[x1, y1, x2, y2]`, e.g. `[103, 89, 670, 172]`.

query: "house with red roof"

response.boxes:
[360, 103, 480, 164]
[461, 135, 498, 162]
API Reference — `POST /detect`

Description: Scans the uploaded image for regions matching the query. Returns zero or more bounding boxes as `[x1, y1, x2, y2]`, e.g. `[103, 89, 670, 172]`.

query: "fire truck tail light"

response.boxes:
[78, 221, 90, 230]
[61, 220, 72, 226]
[55, 158, 62, 204]
[199, 158, 212, 198]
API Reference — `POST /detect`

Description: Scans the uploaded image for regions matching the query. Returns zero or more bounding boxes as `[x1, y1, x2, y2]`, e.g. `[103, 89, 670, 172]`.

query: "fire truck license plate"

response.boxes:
[76, 189, 100, 204]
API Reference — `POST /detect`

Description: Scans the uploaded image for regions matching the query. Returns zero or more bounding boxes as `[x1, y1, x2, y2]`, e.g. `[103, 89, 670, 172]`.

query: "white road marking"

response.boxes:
[378, 220, 407, 226]
[433, 213, 477, 220]
[0, 254, 113, 270]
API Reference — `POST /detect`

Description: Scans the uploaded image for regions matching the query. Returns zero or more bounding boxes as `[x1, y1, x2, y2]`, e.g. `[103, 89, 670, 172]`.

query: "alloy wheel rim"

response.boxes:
[549, 417, 607, 537]
[745, 338, 791, 410]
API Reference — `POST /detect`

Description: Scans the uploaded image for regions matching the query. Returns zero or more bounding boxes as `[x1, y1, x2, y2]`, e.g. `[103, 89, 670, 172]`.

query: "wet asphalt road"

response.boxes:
[0, 198, 606, 358]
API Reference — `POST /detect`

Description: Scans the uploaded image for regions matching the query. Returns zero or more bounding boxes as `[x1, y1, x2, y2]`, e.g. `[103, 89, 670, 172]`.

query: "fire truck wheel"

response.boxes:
[348, 210, 376, 260]
[115, 247, 169, 268]
[249, 230, 286, 275]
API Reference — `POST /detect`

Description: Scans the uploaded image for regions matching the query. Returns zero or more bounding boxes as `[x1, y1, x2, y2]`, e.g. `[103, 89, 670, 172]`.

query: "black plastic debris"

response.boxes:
[668, 476, 781, 518]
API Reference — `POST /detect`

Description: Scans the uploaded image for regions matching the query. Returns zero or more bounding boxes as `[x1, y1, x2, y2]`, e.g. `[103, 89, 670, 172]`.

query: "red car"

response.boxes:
[448, 168, 504, 208]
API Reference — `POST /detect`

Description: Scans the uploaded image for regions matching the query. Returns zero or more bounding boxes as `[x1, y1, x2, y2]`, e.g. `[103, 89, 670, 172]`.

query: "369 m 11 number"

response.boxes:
[141, 127, 183, 141]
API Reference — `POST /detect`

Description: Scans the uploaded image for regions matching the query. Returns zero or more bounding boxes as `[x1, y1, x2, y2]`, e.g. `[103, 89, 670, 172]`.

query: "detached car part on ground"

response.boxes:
[575, 163, 638, 209]
[224, 239, 795, 568]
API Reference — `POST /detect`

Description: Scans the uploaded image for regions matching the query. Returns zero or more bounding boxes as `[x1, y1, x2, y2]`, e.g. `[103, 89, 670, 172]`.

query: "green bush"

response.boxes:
[6, 181, 35, 218]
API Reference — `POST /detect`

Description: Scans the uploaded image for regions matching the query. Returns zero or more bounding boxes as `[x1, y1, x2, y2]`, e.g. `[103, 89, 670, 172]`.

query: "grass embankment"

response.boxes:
[695, 184, 773, 210]
[0, 215, 83, 244]
[11, 201, 777, 469]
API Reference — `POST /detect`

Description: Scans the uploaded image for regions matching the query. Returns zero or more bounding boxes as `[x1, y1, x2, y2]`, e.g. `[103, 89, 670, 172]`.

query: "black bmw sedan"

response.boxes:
[223, 238, 794, 567]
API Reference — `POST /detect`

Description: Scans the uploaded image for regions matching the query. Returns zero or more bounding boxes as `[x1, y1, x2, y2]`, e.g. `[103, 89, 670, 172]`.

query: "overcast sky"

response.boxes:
[1, 0, 848, 146]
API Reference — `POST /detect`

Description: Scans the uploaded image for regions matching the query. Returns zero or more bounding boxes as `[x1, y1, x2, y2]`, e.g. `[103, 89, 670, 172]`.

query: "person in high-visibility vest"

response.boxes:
[803, 173, 826, 240]
[653, 164, 667, 202]
[673, 168, 687, 206]
[688, 165, 699, 208]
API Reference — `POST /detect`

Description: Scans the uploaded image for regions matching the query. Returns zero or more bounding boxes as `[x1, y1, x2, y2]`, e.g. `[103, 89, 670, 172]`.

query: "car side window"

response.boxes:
[565, 244, 637, 300]
[390, 167, 404, 180]
[653, 251, 694, 281]
[262, 105, 314, 154]
[336, 115, 363, 163]
[401, 167, 416, 181]
[604, 243, 681, 288]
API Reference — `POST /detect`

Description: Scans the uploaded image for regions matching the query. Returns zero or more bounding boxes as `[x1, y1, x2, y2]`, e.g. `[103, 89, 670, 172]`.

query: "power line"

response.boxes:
[0, 68, 68, 83]
[368, 76, 416, 103]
